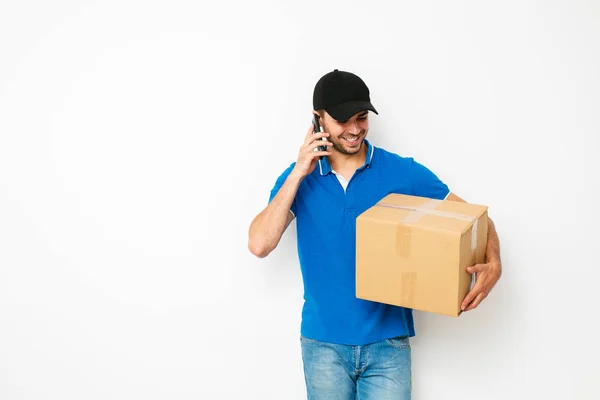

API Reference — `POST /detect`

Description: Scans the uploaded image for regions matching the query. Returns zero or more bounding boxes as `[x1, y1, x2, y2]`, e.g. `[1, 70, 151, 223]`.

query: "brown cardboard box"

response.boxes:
[356, 193, 488, 317]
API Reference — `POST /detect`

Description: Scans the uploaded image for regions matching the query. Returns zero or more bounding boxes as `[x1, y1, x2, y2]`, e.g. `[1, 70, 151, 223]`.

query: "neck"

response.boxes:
[327, 143, 368, 173]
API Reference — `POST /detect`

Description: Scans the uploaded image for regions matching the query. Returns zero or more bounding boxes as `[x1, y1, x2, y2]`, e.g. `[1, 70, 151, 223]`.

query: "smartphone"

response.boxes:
[312, 114, 327, 153]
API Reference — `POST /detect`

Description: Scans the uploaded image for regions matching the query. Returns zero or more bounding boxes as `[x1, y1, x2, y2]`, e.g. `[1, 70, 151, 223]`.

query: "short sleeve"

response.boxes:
[410, 158, 450, 200]
[268, 162, 297, 218]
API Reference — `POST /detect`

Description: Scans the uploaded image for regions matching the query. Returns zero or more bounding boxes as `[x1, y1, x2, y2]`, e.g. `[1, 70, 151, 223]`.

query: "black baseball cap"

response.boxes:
[313, 69, 378, 122]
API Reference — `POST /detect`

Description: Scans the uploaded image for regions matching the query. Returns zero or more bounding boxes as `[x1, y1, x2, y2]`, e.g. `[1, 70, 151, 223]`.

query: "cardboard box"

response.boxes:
[356, 193, 488, 317]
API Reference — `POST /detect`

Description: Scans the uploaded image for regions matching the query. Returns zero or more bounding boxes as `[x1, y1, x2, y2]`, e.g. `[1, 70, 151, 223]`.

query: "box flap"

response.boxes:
[359, 193, 488, 234]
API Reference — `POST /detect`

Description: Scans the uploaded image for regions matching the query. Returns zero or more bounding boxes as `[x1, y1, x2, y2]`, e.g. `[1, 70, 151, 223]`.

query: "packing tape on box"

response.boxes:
[377, 200, 480, 254]
[471, 220, 478, 253]
[396, 225, 412, 257]
[401, 272, 417, 308]
[376, 200, 473, 222]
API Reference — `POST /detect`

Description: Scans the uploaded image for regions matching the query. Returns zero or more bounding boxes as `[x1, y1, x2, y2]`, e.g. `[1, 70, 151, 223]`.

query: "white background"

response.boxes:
[1, 1, 599, 399]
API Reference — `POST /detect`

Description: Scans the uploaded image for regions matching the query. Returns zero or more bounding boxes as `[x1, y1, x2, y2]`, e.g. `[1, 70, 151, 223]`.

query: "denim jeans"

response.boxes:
[300, 335, 411, 400]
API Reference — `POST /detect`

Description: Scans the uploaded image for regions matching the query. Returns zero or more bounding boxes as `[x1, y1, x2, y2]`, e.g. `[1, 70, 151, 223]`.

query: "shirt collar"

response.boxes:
[318, 139, 375, 176]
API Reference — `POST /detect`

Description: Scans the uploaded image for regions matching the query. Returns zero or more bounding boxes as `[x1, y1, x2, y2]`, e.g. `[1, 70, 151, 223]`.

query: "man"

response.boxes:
[248, 69, 501, 399]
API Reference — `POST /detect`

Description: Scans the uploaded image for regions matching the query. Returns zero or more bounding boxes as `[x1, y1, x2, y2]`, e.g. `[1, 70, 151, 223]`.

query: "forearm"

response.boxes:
[486, 216, 501, 271]
[248, 171, 302, 258]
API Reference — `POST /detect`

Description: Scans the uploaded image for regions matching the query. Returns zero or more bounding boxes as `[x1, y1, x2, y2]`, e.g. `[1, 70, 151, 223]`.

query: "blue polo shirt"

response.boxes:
[268, 139, 450, 345]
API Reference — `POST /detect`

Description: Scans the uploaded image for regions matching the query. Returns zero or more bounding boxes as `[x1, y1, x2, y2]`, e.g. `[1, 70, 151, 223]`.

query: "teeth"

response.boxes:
[344, 137, 358, 142]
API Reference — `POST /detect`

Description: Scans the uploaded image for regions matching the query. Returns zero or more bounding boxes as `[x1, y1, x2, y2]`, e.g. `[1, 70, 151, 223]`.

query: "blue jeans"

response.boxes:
[300, 335, 412, 399]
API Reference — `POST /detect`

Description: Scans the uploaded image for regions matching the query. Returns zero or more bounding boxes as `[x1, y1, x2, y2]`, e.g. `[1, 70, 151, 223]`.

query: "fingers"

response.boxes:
[463, 292, 486, 312]
[461, 263, 497, 312]
[312, 150, 332, 158]
[308, 147, 333, 158]
[293, 125, 333, 178]
[461, 277, 491, 311]
[305, 124, 325, 139]
[461, 287, 478, 311]
[306, 136, 331, 150]
[302, 125, 332, 153]
[304, 130, 329, 146]
[308, 138, 332, 151]
[305, 125, 316, 139]
[466, 264, 484, 274]
[461, 273, 485, 310]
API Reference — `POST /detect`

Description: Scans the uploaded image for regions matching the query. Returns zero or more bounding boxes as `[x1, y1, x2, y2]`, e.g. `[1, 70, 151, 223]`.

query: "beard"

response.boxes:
[331, 130, 367, 155]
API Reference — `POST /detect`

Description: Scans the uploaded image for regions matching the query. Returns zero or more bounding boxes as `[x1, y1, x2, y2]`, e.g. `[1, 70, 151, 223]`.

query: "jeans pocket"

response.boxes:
[386, 335, 411, 349]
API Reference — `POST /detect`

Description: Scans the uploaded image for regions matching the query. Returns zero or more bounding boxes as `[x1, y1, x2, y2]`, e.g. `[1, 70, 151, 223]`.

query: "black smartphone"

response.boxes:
[312, 114, 327, 153]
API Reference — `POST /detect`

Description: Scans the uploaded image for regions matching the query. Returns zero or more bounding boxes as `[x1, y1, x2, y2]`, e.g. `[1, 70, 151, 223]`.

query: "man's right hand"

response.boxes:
[248, 125, 331, 258]
[291, 125, 332, 179]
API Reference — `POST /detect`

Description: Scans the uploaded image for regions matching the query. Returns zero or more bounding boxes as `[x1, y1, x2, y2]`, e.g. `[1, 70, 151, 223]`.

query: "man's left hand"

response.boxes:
[461, 261, 502, 312]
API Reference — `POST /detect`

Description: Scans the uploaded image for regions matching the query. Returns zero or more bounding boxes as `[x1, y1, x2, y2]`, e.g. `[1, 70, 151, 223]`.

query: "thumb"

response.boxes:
[467, 264, 482, 274]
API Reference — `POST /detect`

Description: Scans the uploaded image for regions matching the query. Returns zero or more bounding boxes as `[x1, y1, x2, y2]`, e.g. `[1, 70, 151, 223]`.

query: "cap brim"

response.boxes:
[326, 101, 378, 122]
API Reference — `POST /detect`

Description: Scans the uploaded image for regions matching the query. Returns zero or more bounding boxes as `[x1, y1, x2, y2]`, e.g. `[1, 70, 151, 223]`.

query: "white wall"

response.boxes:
[1, 1, 598, 399]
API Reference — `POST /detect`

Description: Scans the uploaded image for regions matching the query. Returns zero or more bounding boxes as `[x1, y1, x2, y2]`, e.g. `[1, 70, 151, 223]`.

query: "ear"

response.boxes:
[314, 110, 328, 127]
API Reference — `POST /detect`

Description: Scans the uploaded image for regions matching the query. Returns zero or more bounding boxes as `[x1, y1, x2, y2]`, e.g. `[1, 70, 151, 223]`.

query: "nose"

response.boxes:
[347, 120, 360, 134]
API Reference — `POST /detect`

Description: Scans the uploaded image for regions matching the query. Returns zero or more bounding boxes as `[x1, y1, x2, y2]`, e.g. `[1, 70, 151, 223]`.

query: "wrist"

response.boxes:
[289, 167, 306, 182]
